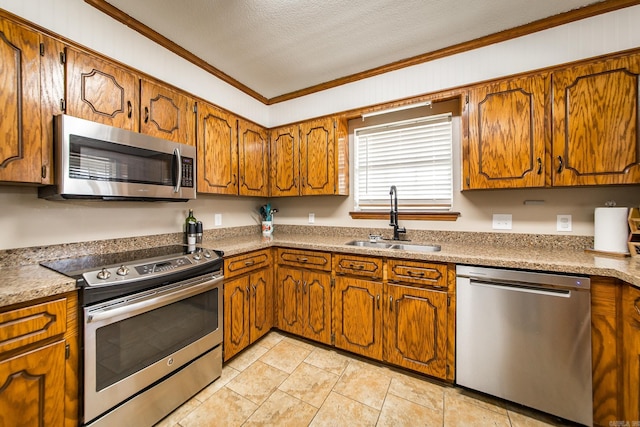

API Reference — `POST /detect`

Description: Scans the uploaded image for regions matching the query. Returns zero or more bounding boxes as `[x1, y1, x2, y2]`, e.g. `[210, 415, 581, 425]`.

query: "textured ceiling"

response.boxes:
[103, 0, 603, 99]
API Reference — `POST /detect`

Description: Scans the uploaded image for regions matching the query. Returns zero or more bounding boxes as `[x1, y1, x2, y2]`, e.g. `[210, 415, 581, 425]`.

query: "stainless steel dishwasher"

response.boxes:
[456, 265, 592, 426]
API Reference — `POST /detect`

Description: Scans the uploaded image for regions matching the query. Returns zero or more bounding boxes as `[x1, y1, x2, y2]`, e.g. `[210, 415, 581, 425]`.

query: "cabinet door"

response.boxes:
[65, 48, 139, 131]
[301, 270, 332, 344]
[385, 284, 448, 378]
[197, 102, 238, 194]
[250, 268, 273, 343]
[623, 284, 640, 421]
[40, 35, 65, 185]
[238, 119, 269, 196]
[223, 276, 250, 361]
[140, 79, 196, 146]
[300, 117, 336, 195]
[553, 53, 640, 186]
[465, 74, 548, 189]
[0, 340, 65, 427]
[0, 19, 43, 184]
[277, 267, 304, 335]
[270, 125, 300, 196]
[334, 276, 383, 359]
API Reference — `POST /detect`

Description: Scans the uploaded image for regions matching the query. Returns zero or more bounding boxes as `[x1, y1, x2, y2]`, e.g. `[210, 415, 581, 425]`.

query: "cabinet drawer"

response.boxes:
[225, 249, 271, 279]
[387, 259, 447, 288]
[334, 254, 383, 279]
[0, 297, 67, 354]
[277, 249, 331, 271]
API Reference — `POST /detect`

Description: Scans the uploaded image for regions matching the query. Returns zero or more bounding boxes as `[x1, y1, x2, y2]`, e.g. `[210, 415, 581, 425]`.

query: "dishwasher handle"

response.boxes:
[469, 279, 571, 298]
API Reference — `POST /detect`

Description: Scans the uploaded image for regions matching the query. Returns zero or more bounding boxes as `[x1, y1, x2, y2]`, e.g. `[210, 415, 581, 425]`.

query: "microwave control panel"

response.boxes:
[181, 157, 194, 188]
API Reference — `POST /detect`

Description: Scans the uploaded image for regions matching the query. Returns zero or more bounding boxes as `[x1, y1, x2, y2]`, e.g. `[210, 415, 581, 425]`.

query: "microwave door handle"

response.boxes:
[173, 148, 182, 193]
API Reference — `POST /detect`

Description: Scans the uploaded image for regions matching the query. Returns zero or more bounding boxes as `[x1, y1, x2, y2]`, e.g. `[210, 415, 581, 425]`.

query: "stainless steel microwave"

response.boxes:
[39, 115, 196, 201]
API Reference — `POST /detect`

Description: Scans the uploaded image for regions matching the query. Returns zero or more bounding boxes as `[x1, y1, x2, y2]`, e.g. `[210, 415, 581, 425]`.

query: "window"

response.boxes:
[354, 113, 453, 212]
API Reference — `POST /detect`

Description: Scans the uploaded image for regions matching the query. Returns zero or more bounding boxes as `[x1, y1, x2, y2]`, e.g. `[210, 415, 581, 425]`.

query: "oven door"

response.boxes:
[83, 273, 222, 424]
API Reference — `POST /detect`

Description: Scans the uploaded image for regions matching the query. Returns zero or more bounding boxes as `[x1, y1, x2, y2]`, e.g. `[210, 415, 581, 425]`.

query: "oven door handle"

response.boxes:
[87, 276, 222, 324]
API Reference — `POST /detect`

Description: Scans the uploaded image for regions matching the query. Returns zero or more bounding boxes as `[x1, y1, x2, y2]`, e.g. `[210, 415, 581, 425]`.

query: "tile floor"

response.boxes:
[155, 331, 574, 427]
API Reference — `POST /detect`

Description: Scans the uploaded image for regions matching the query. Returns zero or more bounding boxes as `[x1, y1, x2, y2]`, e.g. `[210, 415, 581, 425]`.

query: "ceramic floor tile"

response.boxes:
[508, 408, 565, 426]
[243, 389, 318, 427]
[309, 392, 380, 427]
[193, 364, 240, 402]
[153, 396, 200, 427]
[377, 393, 443, 427]
[444, 391, 511, 427]
[332, 360, 392, 410]
[283, 335, 318, 351]
[387, 374, 446, 412]
[304, 346, 351, 376]
[255, 331, 285, 349]
[260, 339, 312, 374]
[278, 362, 339, 408]
[226, 342, 269, 371]
[179, 387, 257, 427]
[445, 386, 508, 415]
[226, 360, 289, 405]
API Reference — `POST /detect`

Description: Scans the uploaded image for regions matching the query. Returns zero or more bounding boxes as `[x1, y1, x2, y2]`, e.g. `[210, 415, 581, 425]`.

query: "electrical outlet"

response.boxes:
[557, 214, 572, 232]
[214, 213, 222, 226]
[492, 214, 512, 230]
[308, 213, 315, 224]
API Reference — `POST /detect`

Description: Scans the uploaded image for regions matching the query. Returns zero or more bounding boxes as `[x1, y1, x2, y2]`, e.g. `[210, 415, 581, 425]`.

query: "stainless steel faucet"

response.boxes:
[389, 185, 406, 240]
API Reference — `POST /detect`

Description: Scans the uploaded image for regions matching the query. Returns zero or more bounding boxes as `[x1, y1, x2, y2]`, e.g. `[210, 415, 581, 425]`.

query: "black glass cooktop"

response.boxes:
[40, 245, 207, 279]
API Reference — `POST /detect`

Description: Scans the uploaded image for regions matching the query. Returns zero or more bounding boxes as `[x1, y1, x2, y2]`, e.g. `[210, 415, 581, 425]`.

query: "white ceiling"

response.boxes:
[103, 0, 603, 100]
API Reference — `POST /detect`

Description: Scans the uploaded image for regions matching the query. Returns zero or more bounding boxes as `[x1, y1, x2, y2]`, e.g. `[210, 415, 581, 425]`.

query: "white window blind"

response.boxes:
[354, 113, 453, 211]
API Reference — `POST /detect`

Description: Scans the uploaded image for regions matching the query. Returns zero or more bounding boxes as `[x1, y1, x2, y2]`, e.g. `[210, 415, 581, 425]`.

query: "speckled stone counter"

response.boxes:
[2, 225, 640, 309]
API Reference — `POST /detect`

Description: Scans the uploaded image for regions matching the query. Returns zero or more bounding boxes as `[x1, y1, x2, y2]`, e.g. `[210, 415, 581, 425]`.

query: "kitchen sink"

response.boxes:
[389, 243, 441, 252]
[344, 240, 441, 252]
[344, 240, 393, 248]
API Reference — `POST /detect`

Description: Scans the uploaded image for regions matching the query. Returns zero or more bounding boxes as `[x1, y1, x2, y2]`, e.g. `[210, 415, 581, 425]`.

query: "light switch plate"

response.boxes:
[308, 213, 315, 224]
[492, 214, 512, 230]
[214, 213, 222, 226]
[557, 214, 572, 232]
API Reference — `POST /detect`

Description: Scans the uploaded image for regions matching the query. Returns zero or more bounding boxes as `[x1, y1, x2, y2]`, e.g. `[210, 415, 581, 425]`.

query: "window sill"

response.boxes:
[349, 211, 460, 221]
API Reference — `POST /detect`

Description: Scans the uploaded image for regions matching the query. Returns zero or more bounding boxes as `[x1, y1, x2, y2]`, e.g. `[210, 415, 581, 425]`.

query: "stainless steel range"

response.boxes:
[42, 245, 224, 427]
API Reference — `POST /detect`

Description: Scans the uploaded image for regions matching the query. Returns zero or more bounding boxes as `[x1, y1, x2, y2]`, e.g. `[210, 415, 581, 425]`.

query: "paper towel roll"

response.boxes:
[594, 207, 629, 254]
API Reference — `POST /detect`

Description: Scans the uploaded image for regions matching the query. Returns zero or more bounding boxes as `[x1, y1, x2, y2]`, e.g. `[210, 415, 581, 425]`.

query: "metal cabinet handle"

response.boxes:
[298, 257, 308, 263]
[536, 157, 542, 174]
[144, 106, 149, 123]
[557, 156, 564, 173]
[244, 260, 255, 266]
[303, 281, 308, 295]
[246, 286, 250, 301]
[377, 294, 380, 310]
[634, 297, 640, 316]
[251, 284, 257, 296]
[389, 296, 393, 311]
[127, 101, 132, 118]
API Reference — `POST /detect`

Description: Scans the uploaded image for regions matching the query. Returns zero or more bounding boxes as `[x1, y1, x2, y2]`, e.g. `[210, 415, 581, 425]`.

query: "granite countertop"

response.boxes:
[2, 230, 640, 309]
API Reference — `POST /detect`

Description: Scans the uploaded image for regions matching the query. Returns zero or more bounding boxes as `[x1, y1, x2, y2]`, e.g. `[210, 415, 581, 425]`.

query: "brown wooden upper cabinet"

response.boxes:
[238, 119, 269, 197]
[0, 17, 63, 184]
[552, 52, 640, 186]
[270, 116, 349, 197]
[140, 79, 196, 146]
[197, 101, 239, 195]
[464, 74, 548, 189]
[65, 48, 196, 146]
[65, 47, 139, 131]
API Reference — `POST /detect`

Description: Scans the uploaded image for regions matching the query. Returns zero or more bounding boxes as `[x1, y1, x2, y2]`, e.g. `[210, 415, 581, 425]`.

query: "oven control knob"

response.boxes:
[193, 253, 201, 261]
[116, 265, 129, 276]
[97, 268, 111, 280]
[203, 251, 211, 258]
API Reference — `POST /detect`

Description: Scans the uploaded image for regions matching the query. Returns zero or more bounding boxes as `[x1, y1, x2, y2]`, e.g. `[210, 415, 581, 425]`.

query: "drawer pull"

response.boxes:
[407, 270, 425, 277]
[349, 263, 364, 270]
[298, 257, 308, 263]
[244, 260, 255, 266]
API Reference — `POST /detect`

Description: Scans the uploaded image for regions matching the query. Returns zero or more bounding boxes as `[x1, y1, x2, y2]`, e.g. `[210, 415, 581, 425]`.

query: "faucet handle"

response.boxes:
[368, 234, 383, 242]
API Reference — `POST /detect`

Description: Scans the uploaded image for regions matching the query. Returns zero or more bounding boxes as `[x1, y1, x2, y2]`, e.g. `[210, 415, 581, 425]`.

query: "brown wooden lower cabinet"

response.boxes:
[276, 266, 332, 345]
[622, 282, 640, 422]
[0, 292, 78, 427]
[384, 283, 448, 379]
[223, 267, 273, 361]
[333, 276, 383, 359]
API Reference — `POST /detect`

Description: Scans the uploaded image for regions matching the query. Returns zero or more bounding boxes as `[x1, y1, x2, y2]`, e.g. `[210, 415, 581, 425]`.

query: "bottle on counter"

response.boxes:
[185, 209, 197, 244]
